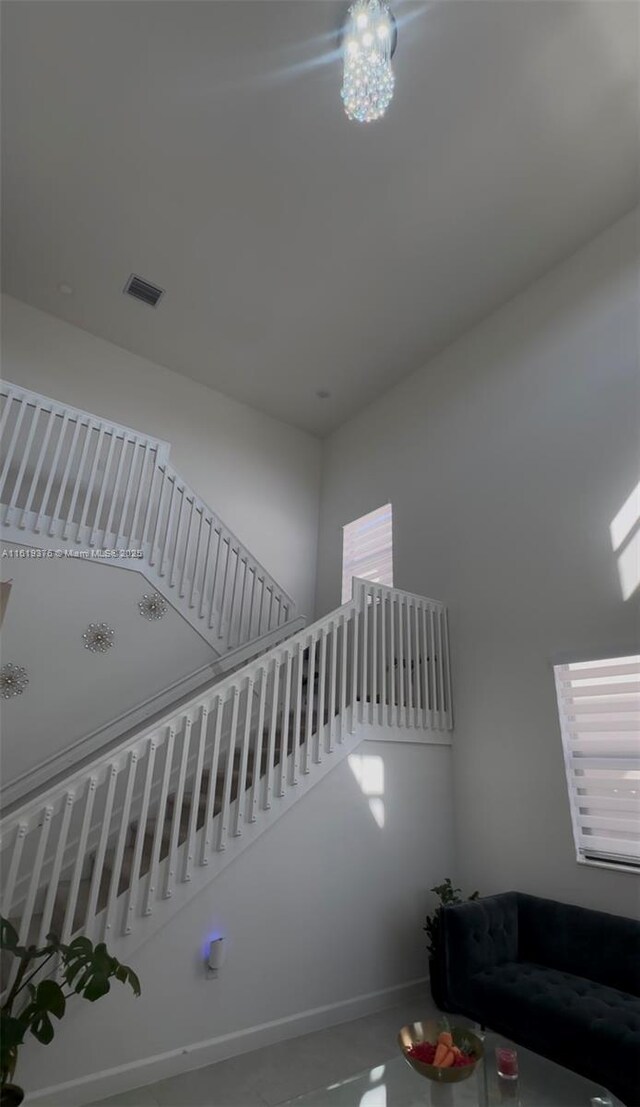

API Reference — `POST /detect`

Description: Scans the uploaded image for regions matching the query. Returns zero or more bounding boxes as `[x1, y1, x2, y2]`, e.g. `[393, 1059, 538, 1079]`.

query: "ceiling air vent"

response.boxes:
[123, 274, 164, 308]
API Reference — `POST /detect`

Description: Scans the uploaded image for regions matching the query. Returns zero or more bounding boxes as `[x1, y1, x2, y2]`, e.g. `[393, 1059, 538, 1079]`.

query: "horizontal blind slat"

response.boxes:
[570, 738, 640, 752]
[568, 719, 640, 733]
[577, 797, 640, 814]
[562, 662, 640, 681]
[563, 682, 640, 699]
[577, 815, 640, 834]
[580, 837, 640, 861]
[567, 700, 640, 715]
[576, 784, 640, 799]
[570, 756, 640, 770]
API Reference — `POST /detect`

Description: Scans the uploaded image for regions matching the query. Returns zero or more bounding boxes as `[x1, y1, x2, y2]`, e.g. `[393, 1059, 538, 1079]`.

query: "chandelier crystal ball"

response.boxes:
[341, 0, 396, 123]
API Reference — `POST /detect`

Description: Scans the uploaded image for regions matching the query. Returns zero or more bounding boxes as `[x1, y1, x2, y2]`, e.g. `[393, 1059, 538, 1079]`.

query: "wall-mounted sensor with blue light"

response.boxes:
[207, 937, 226, 977]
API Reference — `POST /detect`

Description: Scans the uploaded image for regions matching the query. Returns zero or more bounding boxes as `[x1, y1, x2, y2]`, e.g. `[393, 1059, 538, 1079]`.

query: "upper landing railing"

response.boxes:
[0, 382, 296, 652]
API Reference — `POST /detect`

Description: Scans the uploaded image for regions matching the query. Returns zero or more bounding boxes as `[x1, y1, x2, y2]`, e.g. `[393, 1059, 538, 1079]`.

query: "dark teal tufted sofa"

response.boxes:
[440, 892, 640, 1106]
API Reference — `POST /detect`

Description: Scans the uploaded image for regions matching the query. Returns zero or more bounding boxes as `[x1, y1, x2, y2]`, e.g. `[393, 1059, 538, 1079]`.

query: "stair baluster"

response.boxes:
[249, 667, 268, 821]
[105, 751, 138, 934]
[37, 792, 75, 946]
[264, 658, 280, 809]
[164, 719, 192, 899]
[83, 765, 118, 941]
[144, 729, 176, 915]
[182, 706, 207, 883]
[60, 777, 97, 942]
[125, 739, 158, 931]
[19, 405, 55, 529]
[232, 678, 253, 837]
[200, 699, 222, 866]
[18, 806, 53, 946]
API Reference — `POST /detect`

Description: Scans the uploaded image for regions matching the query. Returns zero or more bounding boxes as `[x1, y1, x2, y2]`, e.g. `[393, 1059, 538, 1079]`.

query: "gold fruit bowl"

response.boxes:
[398, 1020, 484, 1084]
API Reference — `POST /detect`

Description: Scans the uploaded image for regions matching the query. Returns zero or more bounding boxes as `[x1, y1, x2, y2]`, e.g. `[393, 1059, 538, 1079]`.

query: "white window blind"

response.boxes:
[342, 504, 393, 604]
[554, 655, 640, 868]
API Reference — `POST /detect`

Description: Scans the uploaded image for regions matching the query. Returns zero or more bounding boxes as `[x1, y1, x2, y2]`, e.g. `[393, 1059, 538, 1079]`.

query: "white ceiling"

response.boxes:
[2, 1, 638, 436]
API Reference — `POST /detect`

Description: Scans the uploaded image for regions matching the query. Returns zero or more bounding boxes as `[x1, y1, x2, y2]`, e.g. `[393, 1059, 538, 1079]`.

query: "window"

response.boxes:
[554, 655, 640, 869]
[342, 503, 393, 604]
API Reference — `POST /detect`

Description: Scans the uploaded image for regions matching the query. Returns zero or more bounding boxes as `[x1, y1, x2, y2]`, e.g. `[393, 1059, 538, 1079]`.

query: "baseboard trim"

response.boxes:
[27, 976, 429, 1105]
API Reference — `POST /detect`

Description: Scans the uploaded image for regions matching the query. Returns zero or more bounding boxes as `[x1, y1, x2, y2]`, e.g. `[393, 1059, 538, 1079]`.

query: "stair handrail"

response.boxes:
[0, 599, 356, 838]
[0, 579, 448, 837]
[157, 458, 296, 613]
[0, 584, 447, 832]
[0, 614, 307, 815]
[0, 381, 171, 461]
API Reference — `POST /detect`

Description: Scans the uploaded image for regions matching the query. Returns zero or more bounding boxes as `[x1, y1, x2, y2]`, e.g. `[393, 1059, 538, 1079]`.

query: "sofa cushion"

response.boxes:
[468, 961, 640, 1089]
[517, 893, 640, 997]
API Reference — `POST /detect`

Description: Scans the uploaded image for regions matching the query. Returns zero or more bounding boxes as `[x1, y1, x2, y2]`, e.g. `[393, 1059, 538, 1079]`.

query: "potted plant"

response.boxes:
[1, 917, 140, 1105]
[424, 878, 479, 1010]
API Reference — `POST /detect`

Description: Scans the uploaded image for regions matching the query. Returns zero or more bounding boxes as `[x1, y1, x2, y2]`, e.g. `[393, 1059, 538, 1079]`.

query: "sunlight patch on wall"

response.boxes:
[349, 753, 385, 828]
[617, 532, 640, 601]
[610, 479, 640, 600]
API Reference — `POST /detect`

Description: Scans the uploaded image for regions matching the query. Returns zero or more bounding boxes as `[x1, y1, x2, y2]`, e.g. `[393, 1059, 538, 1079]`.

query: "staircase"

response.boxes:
[0, 383, 296, 654]
[0, 578, 452, 962]
[0, 382, 453, 967]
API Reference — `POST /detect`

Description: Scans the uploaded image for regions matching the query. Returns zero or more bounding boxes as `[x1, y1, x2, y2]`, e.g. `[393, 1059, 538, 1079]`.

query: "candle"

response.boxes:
[495, 1046, 519, 1079]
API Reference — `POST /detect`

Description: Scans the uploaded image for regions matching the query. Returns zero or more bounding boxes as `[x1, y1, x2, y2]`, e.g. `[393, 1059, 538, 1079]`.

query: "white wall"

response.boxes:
[0, 543, 212, 788]
[21, 740, 454, 1101]
[316, 210, 640, 919]
[1, 295, 322, 619]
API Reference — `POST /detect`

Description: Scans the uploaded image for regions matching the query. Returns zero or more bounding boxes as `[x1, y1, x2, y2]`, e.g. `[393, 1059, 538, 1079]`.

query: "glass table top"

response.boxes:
[283, 1030, 622, 1107]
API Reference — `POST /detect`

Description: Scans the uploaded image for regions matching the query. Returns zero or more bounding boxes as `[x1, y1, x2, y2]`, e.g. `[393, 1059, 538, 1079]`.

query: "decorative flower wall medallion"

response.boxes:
[138, 593, 167, 621]
[0, 663, 29, 699]
[83, 623, 115, 653]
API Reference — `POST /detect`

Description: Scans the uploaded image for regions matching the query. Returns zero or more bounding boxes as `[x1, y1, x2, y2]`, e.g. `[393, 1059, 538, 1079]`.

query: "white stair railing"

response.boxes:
[0, 383, 296, 652]
[0, 611, 307, 814]
[0, 580, 452, 955]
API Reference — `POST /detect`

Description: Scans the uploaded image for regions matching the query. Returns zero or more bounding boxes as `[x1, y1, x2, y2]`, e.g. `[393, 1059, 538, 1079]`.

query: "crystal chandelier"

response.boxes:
[0, 662, 29, 699]
[138, 592, 167, 621]
[83, 622, 115, 653]
[341, 0, 396, 124]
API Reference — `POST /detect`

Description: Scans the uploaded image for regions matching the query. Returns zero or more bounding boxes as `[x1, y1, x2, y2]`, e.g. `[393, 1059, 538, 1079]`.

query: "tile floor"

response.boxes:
[89, 994, 439, 1107]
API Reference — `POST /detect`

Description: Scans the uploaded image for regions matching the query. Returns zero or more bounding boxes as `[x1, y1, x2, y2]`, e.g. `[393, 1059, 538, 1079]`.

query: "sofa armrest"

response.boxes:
[440, 893, 519, 1010]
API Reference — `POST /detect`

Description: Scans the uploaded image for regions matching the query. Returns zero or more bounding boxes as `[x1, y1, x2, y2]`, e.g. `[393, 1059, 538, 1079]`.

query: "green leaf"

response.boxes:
[1, 926, 140, 1082]
[113, 964, 141, 997]
[0, 916, 20, 951]
[0, 1014, 25, 1084]
[125, 967, 141, 997]
[30, 1010, 54, 1045]
[36, 979, 66, 1019]
[83, 976, 110, 1002]
[61, 935, 141, 1001]
[425, 879, 481, 956]
[0, 1013, 26, 1053]
[68, 936, 92, 954]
